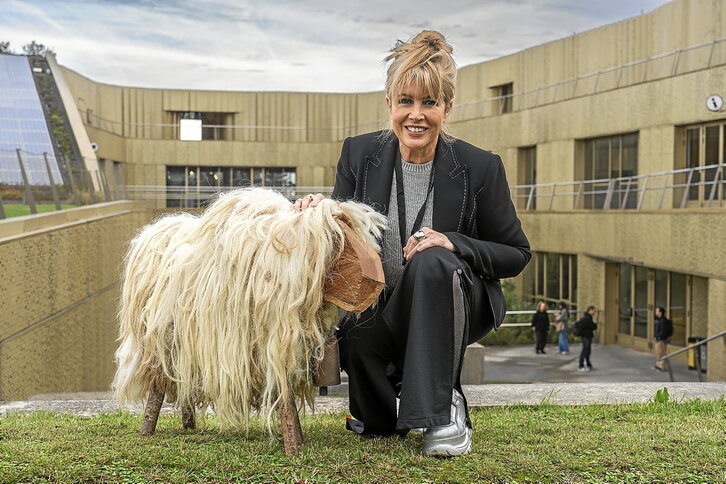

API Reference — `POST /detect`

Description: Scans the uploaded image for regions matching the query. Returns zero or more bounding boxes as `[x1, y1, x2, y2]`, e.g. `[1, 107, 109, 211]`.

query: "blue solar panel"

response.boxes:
[0, 54, 62, 185]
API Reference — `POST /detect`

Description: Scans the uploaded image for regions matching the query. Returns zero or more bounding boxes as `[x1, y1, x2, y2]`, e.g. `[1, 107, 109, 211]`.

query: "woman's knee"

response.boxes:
[404, 247, 461, 279]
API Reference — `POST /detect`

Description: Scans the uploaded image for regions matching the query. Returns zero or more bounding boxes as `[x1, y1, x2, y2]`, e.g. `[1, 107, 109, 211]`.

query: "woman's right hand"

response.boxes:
[292, 193, 325, 211]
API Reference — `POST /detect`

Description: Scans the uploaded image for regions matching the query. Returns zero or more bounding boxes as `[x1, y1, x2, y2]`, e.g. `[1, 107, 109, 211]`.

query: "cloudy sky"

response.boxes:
[1, 0, 670, 93]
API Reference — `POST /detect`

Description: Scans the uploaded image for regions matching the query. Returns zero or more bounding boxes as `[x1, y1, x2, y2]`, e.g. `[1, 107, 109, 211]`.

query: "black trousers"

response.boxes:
[579, 337, 593, 367]
[338, 247, 492, 435]
[535, 329, 548, 352]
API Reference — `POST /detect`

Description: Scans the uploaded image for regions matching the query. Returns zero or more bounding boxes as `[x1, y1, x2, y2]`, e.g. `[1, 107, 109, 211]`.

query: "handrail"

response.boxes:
[512, 163, 726, 211]
[658, 330, 726, 382]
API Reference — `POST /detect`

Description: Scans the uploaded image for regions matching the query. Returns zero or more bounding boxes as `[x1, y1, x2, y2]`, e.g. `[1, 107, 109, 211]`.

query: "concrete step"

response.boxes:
[1, 382, 723, 418]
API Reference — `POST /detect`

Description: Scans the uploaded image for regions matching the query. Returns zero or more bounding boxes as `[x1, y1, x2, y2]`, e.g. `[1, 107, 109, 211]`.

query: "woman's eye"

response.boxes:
[423, 99, 437, 106]
[399, 98, 412, 104]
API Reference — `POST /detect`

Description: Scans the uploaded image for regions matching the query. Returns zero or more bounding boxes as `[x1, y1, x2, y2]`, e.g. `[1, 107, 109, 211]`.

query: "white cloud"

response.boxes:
[0, 0, 670, 92]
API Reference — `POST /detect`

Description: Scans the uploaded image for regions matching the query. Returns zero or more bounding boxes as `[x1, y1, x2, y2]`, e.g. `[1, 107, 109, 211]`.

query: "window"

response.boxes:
[165, 165, 296, 208]
[491, 82, 513, 114]
[581, 132, 638, 209]
[524, 252, 578, 310]
[518, 146, 537, 209]
[173, 111, 234, 141]
[680, 121, 725, 205]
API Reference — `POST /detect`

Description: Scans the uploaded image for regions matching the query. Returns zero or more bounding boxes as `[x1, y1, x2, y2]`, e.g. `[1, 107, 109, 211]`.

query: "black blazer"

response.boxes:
[332, 131, 531, 328]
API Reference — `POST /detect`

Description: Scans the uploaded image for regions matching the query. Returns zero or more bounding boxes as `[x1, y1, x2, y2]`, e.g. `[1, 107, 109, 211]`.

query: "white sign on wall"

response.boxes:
[180, 118, 202, 141]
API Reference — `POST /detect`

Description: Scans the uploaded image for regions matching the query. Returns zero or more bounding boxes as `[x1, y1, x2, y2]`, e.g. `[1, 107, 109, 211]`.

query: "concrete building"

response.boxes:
[1, 0, 724, 399]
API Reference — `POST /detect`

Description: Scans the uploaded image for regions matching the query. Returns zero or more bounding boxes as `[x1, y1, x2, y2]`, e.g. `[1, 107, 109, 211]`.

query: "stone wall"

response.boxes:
[0, 202, 154, 400]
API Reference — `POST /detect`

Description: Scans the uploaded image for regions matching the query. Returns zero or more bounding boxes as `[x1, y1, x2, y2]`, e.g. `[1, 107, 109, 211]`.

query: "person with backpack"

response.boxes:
[653, 307, 673, 371]
[575, 306, 597, 371]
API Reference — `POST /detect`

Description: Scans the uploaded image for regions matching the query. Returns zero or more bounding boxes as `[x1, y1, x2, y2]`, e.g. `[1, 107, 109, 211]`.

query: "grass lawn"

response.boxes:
[2, 203, 76, 218]
[0, 400, 723, 483]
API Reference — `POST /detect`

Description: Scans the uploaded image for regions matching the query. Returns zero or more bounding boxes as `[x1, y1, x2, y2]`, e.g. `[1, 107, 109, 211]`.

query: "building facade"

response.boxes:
[35, 0, 726, 381]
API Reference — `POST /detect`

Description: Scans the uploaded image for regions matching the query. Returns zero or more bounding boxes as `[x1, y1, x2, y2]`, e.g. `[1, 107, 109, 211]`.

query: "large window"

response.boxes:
[524, 252, 577, 310]
[582, 132, 638, 209]
[617, 263, 689, 346]
[0, 54, 61, 186]
[166, 165, 296, 208]
[491, 82, 513, 114]
[682, 121, 725, 205]
[518, 146, 537, 210]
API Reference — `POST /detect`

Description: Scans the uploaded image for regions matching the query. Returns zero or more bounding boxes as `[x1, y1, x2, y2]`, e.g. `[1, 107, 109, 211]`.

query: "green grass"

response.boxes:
[1, 400, 723, 483]
[1, 203, 76, 218]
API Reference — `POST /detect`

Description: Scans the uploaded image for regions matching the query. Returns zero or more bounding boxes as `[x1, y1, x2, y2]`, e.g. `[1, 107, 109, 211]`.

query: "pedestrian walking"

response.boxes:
[531, 302, 550, 354]
[653, 307, 673, 371]
[555, 301, 570, 354]
[575, 306, 597, 371]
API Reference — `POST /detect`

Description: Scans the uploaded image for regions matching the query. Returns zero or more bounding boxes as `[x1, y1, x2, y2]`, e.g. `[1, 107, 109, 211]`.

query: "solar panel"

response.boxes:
[0, 54, 62, 185]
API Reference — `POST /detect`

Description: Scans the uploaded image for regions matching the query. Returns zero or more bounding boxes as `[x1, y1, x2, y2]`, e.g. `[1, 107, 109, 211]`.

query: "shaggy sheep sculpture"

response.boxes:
[113, 187, 386, 454]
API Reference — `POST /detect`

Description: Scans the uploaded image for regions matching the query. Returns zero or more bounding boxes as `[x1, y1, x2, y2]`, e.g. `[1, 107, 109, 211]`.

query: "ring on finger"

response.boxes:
[413, 230, 426, 242]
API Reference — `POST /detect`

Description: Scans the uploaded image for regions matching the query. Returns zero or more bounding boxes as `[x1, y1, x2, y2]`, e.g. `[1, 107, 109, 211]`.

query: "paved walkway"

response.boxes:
[1, 344, 723, 417]
[482, 342, 697, 383]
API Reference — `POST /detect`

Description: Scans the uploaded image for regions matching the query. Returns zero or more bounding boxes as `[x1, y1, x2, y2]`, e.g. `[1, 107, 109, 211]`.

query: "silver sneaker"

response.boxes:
[422, 389, 472, 457]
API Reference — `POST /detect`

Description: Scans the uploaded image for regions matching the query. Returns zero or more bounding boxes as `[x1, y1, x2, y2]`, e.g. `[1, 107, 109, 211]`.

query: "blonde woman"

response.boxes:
[296, 31, 530, 456]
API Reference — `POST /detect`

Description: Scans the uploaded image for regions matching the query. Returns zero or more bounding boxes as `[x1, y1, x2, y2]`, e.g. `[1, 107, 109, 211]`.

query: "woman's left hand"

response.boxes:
[403, 226, 455, 261]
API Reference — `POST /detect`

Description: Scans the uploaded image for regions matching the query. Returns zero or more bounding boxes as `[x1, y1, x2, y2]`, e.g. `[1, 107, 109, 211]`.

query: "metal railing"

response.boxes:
[658, 330, 726, 382]
[80, 36, 726, 142]
[126, 185, 334, 207]
[0, 148, 127, 219]
[512, 163, 726, 211]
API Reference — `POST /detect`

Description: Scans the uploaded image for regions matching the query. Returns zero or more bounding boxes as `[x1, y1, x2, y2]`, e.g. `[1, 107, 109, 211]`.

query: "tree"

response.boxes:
[22, 40, 54, 56]
[0, 41, 12, 54]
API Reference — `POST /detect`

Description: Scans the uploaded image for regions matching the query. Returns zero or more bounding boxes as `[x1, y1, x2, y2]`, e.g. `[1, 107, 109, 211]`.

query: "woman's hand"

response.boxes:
[292, 193, 325, 211]
[403, 226, 455, 261]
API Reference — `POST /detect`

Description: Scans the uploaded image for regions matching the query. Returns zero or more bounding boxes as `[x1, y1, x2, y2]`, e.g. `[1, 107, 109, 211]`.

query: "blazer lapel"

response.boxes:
[432, 139, 468, 233]
[362, 135, 397, 215]
[361, 134, 468, 232]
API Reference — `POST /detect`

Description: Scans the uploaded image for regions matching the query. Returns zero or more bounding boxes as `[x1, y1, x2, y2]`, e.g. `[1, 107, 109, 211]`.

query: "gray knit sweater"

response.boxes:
[381, 159, 434, 288]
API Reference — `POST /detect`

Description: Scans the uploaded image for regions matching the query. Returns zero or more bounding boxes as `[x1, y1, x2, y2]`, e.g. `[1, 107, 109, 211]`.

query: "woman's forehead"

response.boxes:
[394, 80, 436, 98]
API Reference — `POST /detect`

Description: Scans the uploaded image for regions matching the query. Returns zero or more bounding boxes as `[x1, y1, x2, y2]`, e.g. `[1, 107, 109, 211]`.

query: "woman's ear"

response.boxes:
[386, 97, 391, 110]
[445, 101, 453, 118]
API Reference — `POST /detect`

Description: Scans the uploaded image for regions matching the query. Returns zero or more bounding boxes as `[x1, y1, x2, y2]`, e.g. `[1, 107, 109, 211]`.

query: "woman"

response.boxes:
[531, 302, 550, 354]
[556, 301, 570, 354]
[295, 31, 530, 456]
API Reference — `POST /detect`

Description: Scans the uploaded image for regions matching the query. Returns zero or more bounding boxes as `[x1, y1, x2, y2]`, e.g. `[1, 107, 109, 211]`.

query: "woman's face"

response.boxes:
[387, 82, 451, 163]
[538, 303, 546, 312]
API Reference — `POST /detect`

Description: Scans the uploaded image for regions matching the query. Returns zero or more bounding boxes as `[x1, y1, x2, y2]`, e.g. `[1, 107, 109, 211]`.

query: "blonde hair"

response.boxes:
[113, 188, 386, 429]
[384, 30, 457, 139]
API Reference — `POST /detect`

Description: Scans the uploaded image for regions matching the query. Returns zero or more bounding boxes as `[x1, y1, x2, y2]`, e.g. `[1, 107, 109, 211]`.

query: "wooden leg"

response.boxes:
[139, 383, 165, 436]
[181, 403, 196, 430]
[278, 396, 303, 456]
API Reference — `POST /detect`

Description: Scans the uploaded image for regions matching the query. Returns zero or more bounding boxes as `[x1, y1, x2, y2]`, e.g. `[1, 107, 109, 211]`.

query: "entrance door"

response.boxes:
[615, 263, 690, 349]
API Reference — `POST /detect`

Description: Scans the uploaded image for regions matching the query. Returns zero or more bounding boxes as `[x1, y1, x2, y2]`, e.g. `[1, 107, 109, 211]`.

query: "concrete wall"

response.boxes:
[0, 203, 154, 400]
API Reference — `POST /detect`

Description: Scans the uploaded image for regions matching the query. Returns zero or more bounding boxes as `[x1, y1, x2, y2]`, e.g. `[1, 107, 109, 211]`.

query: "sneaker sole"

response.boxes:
[422, 427, 472, 457]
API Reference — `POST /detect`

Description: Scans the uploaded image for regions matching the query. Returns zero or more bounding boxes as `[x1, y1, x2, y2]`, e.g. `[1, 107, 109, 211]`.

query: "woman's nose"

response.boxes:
[408, 104, 424, 119]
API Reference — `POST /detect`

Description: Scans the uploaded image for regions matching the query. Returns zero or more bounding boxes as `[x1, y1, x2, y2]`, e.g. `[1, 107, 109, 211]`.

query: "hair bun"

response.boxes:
[412, 30, 453, 55]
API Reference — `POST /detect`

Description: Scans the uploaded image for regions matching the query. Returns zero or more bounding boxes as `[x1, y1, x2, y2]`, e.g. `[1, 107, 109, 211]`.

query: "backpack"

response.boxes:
[573, 319, 584, 336]
[664, 318, 674, 339]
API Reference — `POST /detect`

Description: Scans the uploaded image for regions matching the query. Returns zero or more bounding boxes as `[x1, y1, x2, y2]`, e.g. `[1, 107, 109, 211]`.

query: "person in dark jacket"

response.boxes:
[653, 307, 673, 371]
[531, 302, 550, 354]
[294, 30, 530, 456]
[577, 306, 598, 371]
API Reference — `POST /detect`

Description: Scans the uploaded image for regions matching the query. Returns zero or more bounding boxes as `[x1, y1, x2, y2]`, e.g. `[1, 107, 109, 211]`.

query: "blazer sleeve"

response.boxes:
[332, 137, 356, 201]
[445, 155, 531, 280]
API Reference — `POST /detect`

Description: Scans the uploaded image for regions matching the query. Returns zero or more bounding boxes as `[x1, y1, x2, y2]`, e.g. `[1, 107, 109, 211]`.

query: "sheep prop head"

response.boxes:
[113, 188, 386, 428]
